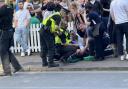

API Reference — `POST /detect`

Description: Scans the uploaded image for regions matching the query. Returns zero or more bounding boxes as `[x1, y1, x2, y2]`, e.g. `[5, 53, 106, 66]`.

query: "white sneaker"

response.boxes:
[26, 49, 31, 56]
[21, 52, 25, 57]
[125, 54, 128, 60]
[120, 55, 125, 61]
[10, 46, 14, 53]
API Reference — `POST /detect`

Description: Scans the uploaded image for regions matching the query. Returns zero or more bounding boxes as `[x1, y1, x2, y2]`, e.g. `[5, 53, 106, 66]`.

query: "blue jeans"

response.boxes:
[15, 27, 29, 52]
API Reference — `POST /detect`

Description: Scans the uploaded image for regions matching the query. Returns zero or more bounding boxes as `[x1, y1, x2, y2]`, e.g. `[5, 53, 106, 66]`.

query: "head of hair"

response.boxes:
[85, 3, 94, 11]
[54, 3, 62, 12]
[70, 2, 78, 10]
[18, 0, 24, 4]
[46, 2, 55, 11]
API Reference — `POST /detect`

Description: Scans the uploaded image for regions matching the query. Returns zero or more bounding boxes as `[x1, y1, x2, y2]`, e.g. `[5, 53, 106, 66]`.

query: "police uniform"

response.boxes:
[0, 5, 23, 76]
[54, 28, 78, 63]
[40, 9, 61, 67]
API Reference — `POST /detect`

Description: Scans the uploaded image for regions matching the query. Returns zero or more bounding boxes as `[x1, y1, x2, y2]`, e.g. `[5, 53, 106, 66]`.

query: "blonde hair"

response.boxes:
[69, 2, 78, 10]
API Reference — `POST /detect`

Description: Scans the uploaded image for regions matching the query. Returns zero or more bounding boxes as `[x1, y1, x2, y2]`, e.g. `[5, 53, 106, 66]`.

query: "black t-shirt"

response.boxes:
[0, 5, 13, 30]
[100, 0, 111, 17]
[86, 1, 103, 15]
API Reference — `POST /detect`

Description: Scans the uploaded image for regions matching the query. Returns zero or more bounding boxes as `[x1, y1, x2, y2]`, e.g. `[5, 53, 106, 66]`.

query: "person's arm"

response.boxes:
[103, 8, 109, 12]
[77, 35, 84, 49]
[33, 8, 42, 13]
[25, 10, 31, 27]
[14, 12, 18, 28]
[33, 3, 47, 13]
[100, 0, 110, 12]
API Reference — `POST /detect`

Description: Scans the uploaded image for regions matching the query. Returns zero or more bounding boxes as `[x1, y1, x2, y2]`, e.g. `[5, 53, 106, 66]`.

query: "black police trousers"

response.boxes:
[0, 29, 22, 74]
[39, 28, 55, 64]
[55, 44, 78, 61]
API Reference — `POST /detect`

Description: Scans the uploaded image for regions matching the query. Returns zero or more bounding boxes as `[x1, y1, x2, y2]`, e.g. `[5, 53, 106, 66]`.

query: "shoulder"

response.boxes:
[51, 14, 61, 19]
[23, 9, 30, 13]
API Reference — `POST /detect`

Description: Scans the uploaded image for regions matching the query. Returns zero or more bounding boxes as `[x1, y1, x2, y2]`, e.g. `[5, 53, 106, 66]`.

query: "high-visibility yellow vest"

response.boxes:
[65, 31, 71, 45]
[55, 28, 63, 44]
[42, 12, 61, 33]
[55, 28, 71, 45]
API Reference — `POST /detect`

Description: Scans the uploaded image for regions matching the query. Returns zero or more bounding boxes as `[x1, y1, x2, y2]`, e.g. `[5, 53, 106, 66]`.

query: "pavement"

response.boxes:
[1, 53, 128, 72]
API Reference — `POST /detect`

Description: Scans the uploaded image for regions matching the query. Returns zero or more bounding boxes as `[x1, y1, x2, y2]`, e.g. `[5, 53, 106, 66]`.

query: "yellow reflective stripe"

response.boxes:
[42, 12, 61, 25]
[66, 39, 71, 44]
[42, 12, 61, 33]
[55, 35, 62, 44]
[65, 31, 71, 44]
[42, 17, 49, 25]
[50, 18, 55, 33]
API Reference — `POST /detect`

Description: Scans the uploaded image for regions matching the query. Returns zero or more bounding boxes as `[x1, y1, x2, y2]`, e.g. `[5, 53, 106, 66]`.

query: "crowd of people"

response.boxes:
[0, 0, 128, 76]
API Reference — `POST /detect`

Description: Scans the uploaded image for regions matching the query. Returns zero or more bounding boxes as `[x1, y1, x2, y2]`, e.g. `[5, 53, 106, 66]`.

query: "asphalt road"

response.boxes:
[0, 71, 128, 89]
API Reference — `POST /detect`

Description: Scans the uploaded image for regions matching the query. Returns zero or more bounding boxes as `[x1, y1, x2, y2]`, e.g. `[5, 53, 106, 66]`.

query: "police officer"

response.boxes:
[54, 28, 78, 63]
[0, 3, 23, 76]
[40, 2, 61, 67]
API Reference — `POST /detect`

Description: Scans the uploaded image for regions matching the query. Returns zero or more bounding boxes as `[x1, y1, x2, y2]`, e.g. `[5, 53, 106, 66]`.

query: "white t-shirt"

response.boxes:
[110, 0, 128, 24]
[15, 9, 31, 28]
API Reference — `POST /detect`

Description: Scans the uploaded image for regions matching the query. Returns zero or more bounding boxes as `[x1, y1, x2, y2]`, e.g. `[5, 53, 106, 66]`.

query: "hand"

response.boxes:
[76, 49, 85, 55]
[79, 49, 85, 55]
[76, 49, 81, 55]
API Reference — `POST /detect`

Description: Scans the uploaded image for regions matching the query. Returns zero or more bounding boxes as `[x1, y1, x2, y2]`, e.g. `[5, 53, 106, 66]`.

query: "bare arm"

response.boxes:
[26, 10, 31, 27]
[33, 8, 42, 13]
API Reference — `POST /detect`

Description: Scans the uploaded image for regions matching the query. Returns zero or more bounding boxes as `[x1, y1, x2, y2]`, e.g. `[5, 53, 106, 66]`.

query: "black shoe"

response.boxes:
[60, 58, 67, 63]
[0, 73, 12, 76]
[42, 63, 48, 67]
[60, 57, 68, 63]
[48, 62, 59, 68]
[13, 68, 24, 73]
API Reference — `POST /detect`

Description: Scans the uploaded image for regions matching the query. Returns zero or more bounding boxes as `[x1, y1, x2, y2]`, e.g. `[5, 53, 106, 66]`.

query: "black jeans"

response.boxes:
[40, 29, 55, 63]
[55, 44, 78, 60]
[115, 22, 128, 55]
[0, 30, 22, 74]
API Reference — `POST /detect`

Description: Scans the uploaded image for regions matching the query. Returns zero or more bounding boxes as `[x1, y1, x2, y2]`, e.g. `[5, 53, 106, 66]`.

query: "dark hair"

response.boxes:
[18, 0, 24, 4]
[54, 4, 62, 12]
[85, 3, 94, 11]
[46, 2, 55, 11]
